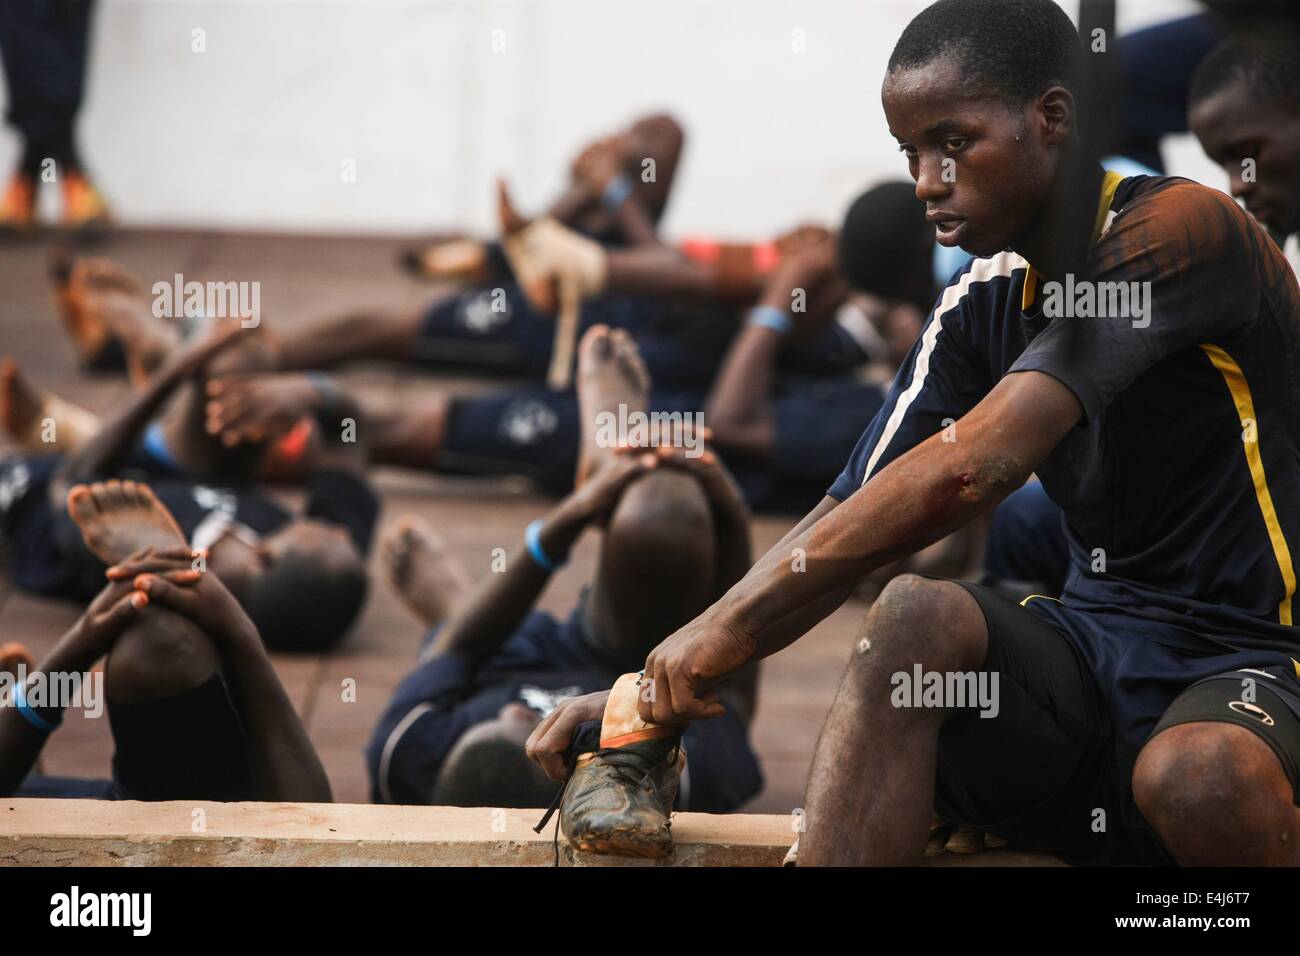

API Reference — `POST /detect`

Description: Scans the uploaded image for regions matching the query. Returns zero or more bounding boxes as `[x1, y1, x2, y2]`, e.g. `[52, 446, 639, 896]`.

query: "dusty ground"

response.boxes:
[0, 227, 868, 813]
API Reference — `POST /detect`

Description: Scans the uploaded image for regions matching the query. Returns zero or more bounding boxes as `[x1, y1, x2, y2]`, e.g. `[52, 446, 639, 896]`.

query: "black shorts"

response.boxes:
[18, 672, 254, 801]
[936, 581, 1300, 865]
[108, 672, 254, 801]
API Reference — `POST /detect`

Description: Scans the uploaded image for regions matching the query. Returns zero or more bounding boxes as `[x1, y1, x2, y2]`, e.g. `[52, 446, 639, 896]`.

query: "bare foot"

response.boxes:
[575, 324, 650, 485]
[66, 480, 188, 565]
[400, 239, 490, 283]
[53, 257, 179, 384]
[498, 181, 559, 314]
[0, 642, 34, 676]
[0, 357, 43, 440]
[382, 516, 472, 628]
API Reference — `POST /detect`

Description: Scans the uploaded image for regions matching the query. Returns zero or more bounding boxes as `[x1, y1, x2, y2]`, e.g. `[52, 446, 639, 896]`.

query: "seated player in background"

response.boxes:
[0, 320, 377, 654]
[366, 325, 761, 857]
[1189, 32, 1300, 265]
[1, 483, 330, 802]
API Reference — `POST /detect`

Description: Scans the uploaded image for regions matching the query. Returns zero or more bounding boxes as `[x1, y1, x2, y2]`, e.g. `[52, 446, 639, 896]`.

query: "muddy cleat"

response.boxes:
[558, 672, 685, 859]
[0, 175, 36, 232]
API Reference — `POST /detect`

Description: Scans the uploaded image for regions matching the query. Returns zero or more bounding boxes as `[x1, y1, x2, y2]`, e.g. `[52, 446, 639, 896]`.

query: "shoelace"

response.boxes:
[532, 745, 677, 867]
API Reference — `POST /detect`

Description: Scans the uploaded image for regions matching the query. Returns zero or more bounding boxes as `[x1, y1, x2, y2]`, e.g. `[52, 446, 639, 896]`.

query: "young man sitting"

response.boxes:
[528, 0, 1300, 867]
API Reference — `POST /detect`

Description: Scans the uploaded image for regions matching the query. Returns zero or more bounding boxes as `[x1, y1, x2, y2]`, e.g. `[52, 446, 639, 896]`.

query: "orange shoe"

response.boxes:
[0, 175, 36, 232]
[60, 172, 111, 229]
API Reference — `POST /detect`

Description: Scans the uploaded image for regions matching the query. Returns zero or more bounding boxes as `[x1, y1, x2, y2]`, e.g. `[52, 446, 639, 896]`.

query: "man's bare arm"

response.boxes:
[639, 371, 1082, 723]
[49, 327, 244, 508]
[425, 456, 652, 671]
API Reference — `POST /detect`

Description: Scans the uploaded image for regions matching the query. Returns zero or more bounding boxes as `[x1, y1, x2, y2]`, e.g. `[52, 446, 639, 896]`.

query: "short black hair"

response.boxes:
[1189, 34, 1300, 109]
[242, 553, 368, 653]
[430, 735, 560, 809]
[838, 181, 934, 308]
[887, 0, 1081, 105]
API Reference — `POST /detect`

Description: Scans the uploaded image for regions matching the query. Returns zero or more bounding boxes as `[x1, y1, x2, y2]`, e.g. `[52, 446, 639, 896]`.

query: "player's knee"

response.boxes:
[105, 608, 221, 706]
[860, 574, 985, 672]
[1134, 723, 1278, 840]
[604, 469, 714, 579]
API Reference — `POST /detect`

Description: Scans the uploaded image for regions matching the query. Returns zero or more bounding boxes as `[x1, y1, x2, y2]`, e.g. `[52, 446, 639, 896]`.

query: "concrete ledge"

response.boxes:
[0, 800, 1063, 866]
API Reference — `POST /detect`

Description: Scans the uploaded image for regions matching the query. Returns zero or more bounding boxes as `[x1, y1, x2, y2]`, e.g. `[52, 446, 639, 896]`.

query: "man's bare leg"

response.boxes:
[570, 325, 716, 669]
[382, 515, 473, 631]
[0, 358, 101, 452]
[799, 574, 989, 866]
[51, 258, 180, 386]
[1134, 721, 1300, 864]
[359, 391, 452, 471]
[272, 306, 431, 371]
[574, 325, 649, 485]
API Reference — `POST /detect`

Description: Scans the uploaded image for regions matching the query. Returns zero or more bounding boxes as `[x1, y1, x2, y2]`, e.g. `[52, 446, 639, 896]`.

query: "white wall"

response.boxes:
[0, 0, 1216, 237]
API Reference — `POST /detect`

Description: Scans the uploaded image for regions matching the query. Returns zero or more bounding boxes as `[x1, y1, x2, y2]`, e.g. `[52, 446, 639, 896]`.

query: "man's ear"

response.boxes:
[1037, 86, 1075, 146]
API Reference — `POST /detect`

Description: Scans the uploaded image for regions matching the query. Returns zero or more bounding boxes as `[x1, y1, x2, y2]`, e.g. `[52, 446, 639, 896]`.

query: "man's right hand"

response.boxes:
[524, 689, 610, 781]
[637, 609, 757, 725]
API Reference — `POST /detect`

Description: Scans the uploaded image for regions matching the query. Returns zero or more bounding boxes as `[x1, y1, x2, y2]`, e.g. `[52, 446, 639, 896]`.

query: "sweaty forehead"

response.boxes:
[884, 68, 1011, 133]
[884, 58, 973, 100]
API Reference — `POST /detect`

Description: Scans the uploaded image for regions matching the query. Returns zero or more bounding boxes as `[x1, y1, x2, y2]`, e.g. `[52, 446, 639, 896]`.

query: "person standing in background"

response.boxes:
[0, 0, 109, 231]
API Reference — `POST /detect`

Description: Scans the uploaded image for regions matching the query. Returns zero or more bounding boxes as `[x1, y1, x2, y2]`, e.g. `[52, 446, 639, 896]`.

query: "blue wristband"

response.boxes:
[747, 305, 794, 336]
[305, 371, 340, 410]
[525, 519, 564, 572]
[13, 681, 59, 734]
[600, 174, 634, 213]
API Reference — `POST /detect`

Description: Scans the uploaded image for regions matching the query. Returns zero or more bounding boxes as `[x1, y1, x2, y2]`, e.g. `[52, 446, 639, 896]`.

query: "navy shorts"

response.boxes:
[0, 454, 104, 602]
[939, 581, 1300, 865]
[0, 445, 191, 604]
[441, 376, 884, 512]
[416, 283, 737, 389]
[982, 481, 1069, 595]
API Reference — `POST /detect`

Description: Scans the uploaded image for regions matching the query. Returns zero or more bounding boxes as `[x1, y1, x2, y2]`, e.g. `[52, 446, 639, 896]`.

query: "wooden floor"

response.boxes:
[0, 227, 867, 814]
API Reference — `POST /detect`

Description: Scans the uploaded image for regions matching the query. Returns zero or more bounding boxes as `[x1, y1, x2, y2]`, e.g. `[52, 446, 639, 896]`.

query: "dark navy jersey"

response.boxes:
[830, 173, 1300, 650]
